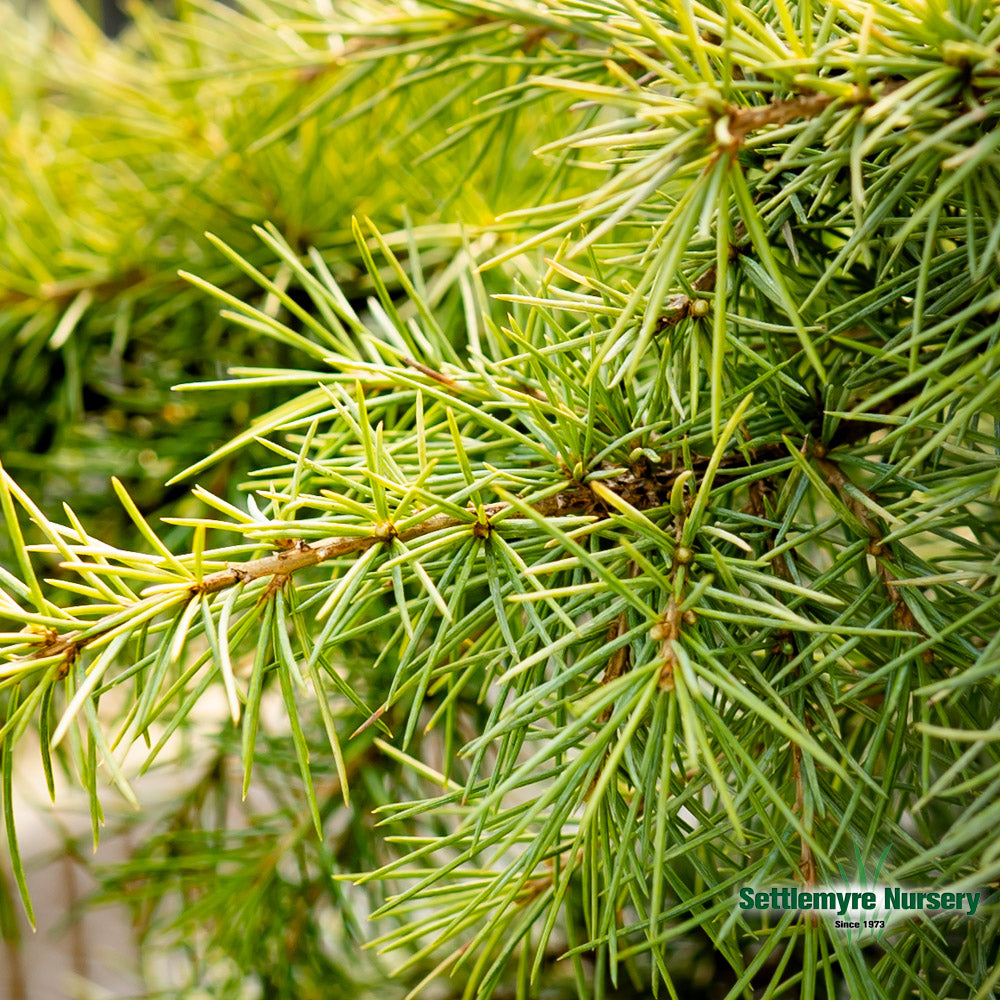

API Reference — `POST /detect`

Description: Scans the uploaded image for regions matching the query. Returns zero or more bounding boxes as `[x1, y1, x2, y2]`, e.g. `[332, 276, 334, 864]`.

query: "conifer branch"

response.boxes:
[4, 1, 999, 993]
[20, 402, 923, 675]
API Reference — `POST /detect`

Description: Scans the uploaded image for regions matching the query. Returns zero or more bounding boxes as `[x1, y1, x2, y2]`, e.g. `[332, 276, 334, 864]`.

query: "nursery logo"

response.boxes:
[738, 843, 985, 945]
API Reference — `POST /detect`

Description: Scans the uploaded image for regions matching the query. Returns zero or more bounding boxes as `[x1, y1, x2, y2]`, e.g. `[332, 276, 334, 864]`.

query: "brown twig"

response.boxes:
[651, 596, 684, 691]
[812, 448, 932, 659]
[23, 404, 915, 671]
[651, 496, 695, 691]
[792, 744, 817, 888]
[597, 611, 631, 724]
[728, 92, 839, 145]
[398, 356, 458, 388]
[748, 469, 819, 884]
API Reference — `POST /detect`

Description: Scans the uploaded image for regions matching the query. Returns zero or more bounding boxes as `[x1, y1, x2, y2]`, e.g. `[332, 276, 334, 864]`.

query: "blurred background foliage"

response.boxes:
[0, 0, 580, 536]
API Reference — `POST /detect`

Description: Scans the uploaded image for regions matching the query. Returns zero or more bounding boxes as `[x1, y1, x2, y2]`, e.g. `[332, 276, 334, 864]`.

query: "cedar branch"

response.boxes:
[22, 410, 910, 669]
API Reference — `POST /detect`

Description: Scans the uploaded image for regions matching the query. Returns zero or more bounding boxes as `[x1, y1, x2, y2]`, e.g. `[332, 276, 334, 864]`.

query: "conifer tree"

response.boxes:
[2, 1, 999, 997]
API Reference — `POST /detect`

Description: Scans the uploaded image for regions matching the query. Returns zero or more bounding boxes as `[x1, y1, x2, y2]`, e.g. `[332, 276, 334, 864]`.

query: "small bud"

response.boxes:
[714, 115, 735, 150]
[373, 521, 397, 542]
[674, 546, 694, 565]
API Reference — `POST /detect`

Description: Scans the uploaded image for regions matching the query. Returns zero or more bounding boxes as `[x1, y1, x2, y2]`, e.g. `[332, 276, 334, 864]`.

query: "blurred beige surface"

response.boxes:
[5, 774, 143, 999]
[4, 690, 233, 999]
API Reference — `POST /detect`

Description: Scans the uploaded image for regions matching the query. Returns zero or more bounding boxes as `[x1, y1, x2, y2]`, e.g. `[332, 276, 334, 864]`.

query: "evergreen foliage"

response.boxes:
[2, 0, 1000, 997]
[0, 0, 565, 520]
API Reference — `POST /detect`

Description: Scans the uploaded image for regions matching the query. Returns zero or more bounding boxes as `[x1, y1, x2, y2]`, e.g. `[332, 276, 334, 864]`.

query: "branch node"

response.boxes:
[652, 598, 684, 690]
[372, 522, 398, 543]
